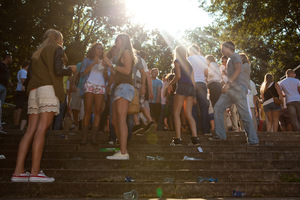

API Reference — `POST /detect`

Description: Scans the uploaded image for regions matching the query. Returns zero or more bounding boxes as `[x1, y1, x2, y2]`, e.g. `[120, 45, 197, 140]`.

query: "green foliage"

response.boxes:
[198, 0, 300, 84]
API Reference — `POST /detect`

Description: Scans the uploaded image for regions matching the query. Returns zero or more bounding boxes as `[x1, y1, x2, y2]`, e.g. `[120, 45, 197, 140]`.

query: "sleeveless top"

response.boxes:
[175, 59, 194, 86]
[263, 82, 279, 102]
[114, 58, 133, 87]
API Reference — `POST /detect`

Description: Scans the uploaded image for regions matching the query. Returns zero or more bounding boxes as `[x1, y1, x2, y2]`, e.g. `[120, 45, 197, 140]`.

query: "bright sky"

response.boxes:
[125, 0, 213, 35]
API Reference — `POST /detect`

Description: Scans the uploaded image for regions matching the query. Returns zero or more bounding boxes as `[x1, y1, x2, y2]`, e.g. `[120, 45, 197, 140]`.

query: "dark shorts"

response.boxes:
[175, 83, 195, 97]
[15, 91, 26, 109]
[263, 102, 281, 113]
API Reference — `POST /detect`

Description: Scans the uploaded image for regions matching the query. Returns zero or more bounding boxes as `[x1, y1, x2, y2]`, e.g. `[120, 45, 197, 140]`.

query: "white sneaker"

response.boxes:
[11, 172, 30, 182]
[0, 130, 7, 134]
[29, 170, 55, 182]
[106, 151, 129, 160]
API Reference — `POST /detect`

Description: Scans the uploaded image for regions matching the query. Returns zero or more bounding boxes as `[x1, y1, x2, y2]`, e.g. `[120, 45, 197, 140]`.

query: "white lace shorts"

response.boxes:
[28, 85, 60, 115]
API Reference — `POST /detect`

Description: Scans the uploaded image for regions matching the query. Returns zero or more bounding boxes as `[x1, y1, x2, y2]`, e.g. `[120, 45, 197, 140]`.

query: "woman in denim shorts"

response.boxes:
[80, 43, 106, 144]
[260, 73, 283, 132]
[104, 34, 136, 160]
[167, 45, 199, 146]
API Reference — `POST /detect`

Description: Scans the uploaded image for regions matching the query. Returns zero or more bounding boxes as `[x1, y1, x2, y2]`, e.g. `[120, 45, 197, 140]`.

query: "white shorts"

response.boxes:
[28, 85, 60, 115]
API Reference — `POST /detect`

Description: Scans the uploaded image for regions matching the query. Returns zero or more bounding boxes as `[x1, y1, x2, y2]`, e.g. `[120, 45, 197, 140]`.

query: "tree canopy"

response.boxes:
[0, 0, 299, 103]
[198, 0, 300, 83]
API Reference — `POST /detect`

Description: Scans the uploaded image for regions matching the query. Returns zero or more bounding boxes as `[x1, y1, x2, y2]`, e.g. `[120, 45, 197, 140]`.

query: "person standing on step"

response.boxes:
[211, 41, 259, 146]
[104, 33, 136, 160]
[206, 55, 222, 107]
[168, 45, 200, 146]
[187, 44, 211, 135]
[11, 29, 76, 182]
[80, 43, 106, 145]
[279, 69, 300, 131]
[149, 68, 162, 127]
[14, 60, 30, 128]
[0, 53, 13, 134]
[260, 73, 283, 132]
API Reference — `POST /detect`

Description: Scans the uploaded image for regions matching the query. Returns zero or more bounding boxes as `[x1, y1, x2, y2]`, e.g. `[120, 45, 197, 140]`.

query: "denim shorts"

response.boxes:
[175, 83, 195, 97]
[263, 102, 282, 113]
[113, 83, 135, 103]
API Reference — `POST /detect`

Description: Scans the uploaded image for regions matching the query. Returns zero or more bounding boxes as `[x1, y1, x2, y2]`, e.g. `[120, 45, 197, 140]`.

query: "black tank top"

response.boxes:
[264, 82, 279, 102]
[115, 59, 133, 87]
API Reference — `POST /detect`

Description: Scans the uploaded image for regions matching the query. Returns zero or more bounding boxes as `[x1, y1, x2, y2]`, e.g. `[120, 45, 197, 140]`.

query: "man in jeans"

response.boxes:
[187, 44, 210, 135]
[211, 41, 259, 145]
[279, 69, 300, 131]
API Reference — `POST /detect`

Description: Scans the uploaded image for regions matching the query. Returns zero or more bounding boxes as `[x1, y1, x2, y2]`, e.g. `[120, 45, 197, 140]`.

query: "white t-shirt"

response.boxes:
[280, 77, 300, 104]
[220, 65, 228, 83]
[16, 69, 27, 91]
[87, 63, 105, 86]
[161, 81, 167, 105]
[187, 55, 208, 83]
[248, 80, 257, 108]
[136, 58, 149, 79]
[207, 62, 221, 84]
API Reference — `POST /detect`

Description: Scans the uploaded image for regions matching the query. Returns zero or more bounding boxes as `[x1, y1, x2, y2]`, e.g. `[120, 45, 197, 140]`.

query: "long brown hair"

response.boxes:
[115, 33, 137, 66]
[174, 45, 190, 71]
[240, 53, 250, 65]
[86, 43, 104, 60]
[260, 73, 274, 94]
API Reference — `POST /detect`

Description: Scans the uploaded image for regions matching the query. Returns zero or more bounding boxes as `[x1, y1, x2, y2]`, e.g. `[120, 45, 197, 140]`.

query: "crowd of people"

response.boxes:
[0, 28, 299, 183]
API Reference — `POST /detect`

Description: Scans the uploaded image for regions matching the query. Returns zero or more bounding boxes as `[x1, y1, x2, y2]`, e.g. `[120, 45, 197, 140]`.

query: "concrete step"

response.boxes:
[1, 182, 299, 198]
[2, 169, 300, 182]
[2, 136, 300, 146]
[2, 130, 300, 139]
[1, 159, 299, 170]
[1, 144, 300, 152]
[1, 150, 299, 161]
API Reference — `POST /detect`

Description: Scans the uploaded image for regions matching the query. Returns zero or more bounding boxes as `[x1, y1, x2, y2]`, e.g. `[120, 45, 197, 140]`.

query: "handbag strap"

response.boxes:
[266, 87, 275, 98]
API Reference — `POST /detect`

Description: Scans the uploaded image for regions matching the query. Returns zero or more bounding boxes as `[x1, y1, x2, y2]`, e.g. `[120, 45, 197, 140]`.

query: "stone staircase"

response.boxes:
[0, 130, 300, 198]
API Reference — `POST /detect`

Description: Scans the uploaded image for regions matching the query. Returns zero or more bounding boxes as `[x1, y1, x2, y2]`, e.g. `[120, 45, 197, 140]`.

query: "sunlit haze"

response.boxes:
[125, 0, 213, 34]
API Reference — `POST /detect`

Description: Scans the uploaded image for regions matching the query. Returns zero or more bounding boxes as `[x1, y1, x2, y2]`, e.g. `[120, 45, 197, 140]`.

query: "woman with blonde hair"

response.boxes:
[260, 73, 283, 132]
[11, 29, 76, 182]
[168, 45, 199, 146]
[80, 43, 106, 145]
[104, 33, 136, 160]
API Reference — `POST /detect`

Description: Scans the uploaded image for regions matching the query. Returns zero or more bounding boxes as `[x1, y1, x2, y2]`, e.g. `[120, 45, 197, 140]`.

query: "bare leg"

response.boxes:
[141, 106, 153, 123]
[31, 112, 55, 175]
[115, 98, 130, 154]
[112, 101, 119, 142]
[173, 95, 185, 139]
[265, 111, 273, 132]
[183, 97, 197, 137]
[13, 114, 39, 175]
[271, 110, 281, 132]
[14, 109, 22, 126]
[72, 109, 79, 125]
[83, 92, 94, 128]
[93, 94, 104, 128]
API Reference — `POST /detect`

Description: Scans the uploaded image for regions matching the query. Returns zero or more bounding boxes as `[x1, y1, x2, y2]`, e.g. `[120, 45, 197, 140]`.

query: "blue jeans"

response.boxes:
[214, 85, 259, 144]
[195, 82, 210, 134]
[52, 96, 67, 130]
[0, 84, 7, 130]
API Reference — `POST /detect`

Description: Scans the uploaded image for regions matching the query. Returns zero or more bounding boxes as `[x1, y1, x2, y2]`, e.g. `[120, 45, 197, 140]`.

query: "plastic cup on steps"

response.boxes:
[123, 190, 138, 199]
